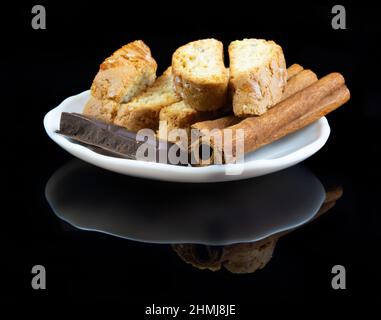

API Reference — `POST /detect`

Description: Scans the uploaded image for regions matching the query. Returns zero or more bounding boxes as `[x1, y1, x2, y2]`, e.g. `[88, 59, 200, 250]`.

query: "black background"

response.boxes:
[2, 1, 380, 312]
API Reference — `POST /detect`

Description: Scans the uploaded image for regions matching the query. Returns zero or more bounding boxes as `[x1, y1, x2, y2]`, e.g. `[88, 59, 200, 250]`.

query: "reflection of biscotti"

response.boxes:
[83, 40, 157, 122]
[229, 39, 287, 116]
[114, 67, 181, 132]
[158, 101, 227, 142]
[172, 244, 223, 271]
[222, 239, 277, 274]
[172, 238, 277, 274]
[172, 186, 343, 273]
[172, 39, 229, 111]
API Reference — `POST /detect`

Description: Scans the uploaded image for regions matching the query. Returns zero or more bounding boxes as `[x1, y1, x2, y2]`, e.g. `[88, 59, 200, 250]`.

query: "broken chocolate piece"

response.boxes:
[57, 112, 186, 165]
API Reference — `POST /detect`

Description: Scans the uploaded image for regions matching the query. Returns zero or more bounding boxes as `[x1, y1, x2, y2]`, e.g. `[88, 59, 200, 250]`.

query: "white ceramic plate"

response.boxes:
[44, 91, 330, 183]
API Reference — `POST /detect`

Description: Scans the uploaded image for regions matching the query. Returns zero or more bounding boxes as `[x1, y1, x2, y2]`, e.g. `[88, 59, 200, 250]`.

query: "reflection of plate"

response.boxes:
[45, 160, 325, 245]
[43, 91, 330, 182]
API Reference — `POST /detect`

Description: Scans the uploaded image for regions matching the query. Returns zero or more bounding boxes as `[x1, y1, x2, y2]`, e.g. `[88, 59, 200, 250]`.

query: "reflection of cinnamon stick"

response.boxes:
[191, 65, 317, 133]
[315, 185, 343, 218]
[324, 185, 344, 203]
[271, 185, 343, 241]
[172, 185, 343, 274]
[193, 73, 350, 165]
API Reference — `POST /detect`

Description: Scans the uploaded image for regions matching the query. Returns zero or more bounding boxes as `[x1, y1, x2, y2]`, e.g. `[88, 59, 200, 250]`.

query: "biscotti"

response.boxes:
[90, 40, 157, 103]
[172, 39, 229, 111]
[190, 64, 317, 134]
[229, 39, 287, 116]
[82, 96, 119, 123]
[114, 67, 181, 132]
[83, 40, 157, 122]
[158, 101, 227, 142]
[158, 101, 200, 141]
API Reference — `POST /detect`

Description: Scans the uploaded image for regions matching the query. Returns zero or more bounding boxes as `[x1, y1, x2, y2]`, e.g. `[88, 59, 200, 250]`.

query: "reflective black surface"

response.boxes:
[46, 161, 325, 245]
[45, 161, 344, 276]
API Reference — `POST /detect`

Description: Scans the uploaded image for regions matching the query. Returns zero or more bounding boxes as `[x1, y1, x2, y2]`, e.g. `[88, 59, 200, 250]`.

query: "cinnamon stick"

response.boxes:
[287, 63, 304, 79]
[282, 69, 318, 99]
[193, 73, 350, 165]
[192, 66, 317, 133]
[270, 85, 349, 143]
[191, 115, 241, 132]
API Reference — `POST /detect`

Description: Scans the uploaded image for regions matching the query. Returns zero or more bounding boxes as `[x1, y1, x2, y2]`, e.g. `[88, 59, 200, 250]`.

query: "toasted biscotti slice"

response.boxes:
[172, 39, 229, 111]
[83, 96, 120, 123]
[229, 39, 287, 116]
[158, 101, 227, 142]
[113, 67, 181, 132]
[90, 40, 157, 103]
[83, 41, 157, 122]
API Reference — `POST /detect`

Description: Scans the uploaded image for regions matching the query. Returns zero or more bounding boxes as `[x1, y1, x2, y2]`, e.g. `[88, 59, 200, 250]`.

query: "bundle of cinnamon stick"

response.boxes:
[190, 64, 350, 165]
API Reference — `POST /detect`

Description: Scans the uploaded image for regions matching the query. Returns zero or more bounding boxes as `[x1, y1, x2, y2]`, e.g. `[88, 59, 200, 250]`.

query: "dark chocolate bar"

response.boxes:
[57, 112, 187, 165]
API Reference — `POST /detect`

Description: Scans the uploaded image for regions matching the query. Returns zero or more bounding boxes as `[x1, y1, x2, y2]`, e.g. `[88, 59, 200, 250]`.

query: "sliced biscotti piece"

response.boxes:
[229, 39, 287, 116]
[83, 96, 120, 123]
[114, 67, 181, 132]
[158, 101, 200, 141]
[83, 40, 157, 123]
[90, 40, 157, 103]
[158, 101, 227, 142]
[172, 39, 229, 111]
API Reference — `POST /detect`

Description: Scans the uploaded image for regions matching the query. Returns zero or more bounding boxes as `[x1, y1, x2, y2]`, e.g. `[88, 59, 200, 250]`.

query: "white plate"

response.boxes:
[43, 91, 330, 183]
